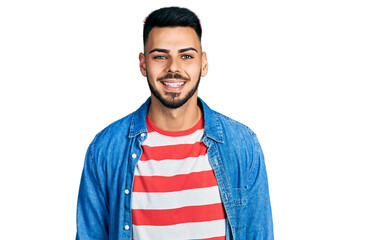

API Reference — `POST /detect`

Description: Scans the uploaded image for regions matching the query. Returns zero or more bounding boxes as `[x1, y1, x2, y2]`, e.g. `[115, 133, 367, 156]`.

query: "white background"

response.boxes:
[0, 0, 376, 239]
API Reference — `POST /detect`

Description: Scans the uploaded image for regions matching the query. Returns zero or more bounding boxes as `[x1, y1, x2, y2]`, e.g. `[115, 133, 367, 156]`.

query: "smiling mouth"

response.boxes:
[161, 81, 185, 87]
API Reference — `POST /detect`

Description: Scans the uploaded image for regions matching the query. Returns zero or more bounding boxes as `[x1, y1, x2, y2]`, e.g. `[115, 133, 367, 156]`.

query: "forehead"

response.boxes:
[146, 27, 201, 52]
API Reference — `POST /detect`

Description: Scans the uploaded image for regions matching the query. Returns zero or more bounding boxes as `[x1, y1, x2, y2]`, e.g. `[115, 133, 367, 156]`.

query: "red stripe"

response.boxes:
[140, 142, 207, 161]
[194, 237, 226, 240]
[133, 170, 218, 193]
[132, 203, 225, 226]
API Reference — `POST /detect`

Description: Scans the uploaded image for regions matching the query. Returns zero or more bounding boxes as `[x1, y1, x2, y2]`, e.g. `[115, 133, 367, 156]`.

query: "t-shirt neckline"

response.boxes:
[146, 114, 204, 137]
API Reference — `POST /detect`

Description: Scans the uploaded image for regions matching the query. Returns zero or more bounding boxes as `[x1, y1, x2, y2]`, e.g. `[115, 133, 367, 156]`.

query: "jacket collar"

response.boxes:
[128, 97, 224, 143]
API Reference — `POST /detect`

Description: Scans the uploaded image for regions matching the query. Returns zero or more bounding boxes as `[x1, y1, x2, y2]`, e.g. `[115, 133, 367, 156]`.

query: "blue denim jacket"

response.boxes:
[76, 97, 274, 240]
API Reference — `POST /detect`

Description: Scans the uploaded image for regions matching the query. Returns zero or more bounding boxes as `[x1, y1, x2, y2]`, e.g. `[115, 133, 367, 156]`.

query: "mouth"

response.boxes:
[160, 79, 186, 91]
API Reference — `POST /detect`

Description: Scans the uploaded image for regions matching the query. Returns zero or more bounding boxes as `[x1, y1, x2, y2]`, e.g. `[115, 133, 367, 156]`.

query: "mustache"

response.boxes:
[157, 73, 190, 81]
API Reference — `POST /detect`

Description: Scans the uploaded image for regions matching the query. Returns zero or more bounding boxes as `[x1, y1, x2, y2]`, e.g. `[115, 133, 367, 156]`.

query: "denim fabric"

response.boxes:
[76, 97, 274, 240]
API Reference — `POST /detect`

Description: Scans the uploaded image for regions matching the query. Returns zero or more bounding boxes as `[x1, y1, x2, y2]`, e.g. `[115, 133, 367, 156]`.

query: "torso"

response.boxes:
[131, 114, 226, 240]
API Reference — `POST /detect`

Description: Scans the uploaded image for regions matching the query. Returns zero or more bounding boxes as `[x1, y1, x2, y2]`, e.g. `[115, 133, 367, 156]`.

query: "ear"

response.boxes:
[201, 52, 208, 77]
[139, 52, 147, 77]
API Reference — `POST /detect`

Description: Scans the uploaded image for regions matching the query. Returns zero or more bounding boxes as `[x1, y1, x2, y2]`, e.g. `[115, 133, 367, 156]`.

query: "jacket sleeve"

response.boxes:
[247, 133, 274, 239]
[76, 143, 109, 240]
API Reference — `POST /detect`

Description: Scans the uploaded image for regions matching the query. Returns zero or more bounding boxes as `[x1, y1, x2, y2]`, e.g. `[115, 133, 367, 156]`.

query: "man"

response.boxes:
[76, 6, 273, 240]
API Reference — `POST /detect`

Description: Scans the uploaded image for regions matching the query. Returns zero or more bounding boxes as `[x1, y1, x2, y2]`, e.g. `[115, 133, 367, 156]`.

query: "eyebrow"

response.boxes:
[149, 47, 198, 54]
[179, 47, 198, 53]
[149, 48, 169, 54]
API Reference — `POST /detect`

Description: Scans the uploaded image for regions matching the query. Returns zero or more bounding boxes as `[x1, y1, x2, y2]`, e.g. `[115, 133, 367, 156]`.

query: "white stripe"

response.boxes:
[132, 219, 226, 240]
[131, 186, 222, 210]
[134, 154, 211, 177]
[142, 129, 204, 147]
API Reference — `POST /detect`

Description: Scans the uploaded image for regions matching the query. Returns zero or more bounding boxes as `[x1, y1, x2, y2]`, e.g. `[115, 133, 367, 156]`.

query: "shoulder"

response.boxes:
[89, 112, 134, 156]
[89, 98, 150, 147]
[199, 97, 260, 147]
[214, 110, 260, 147]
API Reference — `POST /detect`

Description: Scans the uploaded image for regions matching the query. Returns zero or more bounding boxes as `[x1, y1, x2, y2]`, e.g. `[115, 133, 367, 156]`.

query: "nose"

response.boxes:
[167, 57, 180, 73]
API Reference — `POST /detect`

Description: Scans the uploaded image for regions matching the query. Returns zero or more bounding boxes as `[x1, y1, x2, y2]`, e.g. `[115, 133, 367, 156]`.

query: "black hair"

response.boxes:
[143, 7, 202, 46]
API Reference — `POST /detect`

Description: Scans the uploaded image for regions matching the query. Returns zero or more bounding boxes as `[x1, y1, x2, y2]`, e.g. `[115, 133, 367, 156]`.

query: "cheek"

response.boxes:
[146, 62, 165, 78]
[184, 63, 202, 77]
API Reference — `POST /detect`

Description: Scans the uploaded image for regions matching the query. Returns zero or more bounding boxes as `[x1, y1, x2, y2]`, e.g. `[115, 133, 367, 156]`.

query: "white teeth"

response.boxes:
[162, 82, 185, 87]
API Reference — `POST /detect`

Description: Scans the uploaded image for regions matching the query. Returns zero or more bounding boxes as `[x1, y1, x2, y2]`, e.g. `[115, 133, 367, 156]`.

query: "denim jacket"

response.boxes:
[76, 97, 274, 240]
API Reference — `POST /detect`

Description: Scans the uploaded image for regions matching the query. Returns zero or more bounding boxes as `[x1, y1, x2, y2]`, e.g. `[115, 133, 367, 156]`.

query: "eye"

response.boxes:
[153, 55, 167, 60]
[182, 55, 193, 59]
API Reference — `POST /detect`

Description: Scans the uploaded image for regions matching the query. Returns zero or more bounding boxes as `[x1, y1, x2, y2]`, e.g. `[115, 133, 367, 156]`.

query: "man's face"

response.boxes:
[139, 27, 208, 109]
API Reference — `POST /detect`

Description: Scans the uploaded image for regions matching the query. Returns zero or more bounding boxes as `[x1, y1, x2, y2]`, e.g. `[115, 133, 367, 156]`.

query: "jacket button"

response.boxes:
[141, 133, 145, 137]
[132, 153, 137, 158]
[124, 189, 130, 194]
[124, 225, 130, 230]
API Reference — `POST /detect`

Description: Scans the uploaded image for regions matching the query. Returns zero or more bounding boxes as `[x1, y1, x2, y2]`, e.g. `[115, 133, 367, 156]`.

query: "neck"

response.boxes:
[148, 94, 202, 132]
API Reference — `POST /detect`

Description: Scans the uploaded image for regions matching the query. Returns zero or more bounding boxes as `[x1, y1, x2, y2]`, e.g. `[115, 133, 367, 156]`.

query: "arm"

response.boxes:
[76, 143, 109, 240]
[247, 133, 274, 239]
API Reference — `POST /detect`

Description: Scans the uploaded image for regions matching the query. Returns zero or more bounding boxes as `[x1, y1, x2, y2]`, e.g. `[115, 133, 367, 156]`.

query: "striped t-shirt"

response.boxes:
[131, 114, 226, 240]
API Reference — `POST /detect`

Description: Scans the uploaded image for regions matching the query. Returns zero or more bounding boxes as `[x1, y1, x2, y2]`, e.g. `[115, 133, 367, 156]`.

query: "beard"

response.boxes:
[147, 71, 201, 109]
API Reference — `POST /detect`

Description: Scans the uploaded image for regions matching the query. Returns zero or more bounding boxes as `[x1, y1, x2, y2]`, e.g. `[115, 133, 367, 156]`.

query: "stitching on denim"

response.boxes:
[233, 188, 248, 206]
[234, 225, 246, 232]
[248, 131, 261, 184]
[214, 111, 254, 134]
